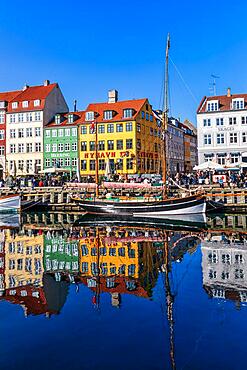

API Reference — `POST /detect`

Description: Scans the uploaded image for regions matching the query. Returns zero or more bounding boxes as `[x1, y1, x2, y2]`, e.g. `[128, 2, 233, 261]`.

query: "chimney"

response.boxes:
[73, 99, 77, 112]
[23, 83, 29, 91]
[227, 87, 231, 97]
[108, 89, 118, 104]
[44, 79, 50, 86]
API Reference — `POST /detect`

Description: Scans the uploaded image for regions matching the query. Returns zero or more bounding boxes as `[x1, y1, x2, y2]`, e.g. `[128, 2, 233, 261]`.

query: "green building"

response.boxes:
[43, 112, 83, 176]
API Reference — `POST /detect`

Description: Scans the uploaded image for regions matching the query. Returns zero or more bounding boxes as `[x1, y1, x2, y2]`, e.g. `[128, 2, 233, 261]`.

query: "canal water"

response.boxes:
[0, 212, 247, 370]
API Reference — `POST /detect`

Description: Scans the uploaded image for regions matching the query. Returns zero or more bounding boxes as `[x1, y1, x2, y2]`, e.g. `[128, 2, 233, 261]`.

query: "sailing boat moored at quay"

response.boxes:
[73, 34, 207, 217]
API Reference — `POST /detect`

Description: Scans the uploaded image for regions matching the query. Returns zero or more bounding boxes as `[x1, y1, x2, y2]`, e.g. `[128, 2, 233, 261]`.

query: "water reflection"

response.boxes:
[0, 212, 247, 369]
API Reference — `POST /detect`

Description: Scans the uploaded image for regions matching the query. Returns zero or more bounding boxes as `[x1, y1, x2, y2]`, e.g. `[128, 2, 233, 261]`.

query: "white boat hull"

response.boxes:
[0, 195, 20, 212]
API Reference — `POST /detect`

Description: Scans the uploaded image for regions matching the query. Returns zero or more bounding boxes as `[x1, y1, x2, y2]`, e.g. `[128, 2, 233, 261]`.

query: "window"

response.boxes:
[81, 125, 87, 134]
[22, 101, 28, 108]
[18, 160, 24, 170]
[12, 102, 18, 109]
[72, 128, 77, 136]
[45, 158, 51, 167]
[35, 127, 41, 137]
[90, 141, 95, 151]
[116, 158, 123, 170]
[123, 109, 133, 118]
[141, 111, 145, 119]
[126, 122, 133, 131]
[9, 114, 16, 123]
[52, 130, 57, 137]
[0, 146, 4, 155]
[150, 114, 153, 122]
[34, 99, 40, 106]
[52, 144, 57, 152]
[107, 124, 114, 133]
[99, 159, 105, 170]
[98, 124, 105, 134]
[232, 99, 244, 110]
[58, 143, 63, 152]
[126, 158, 133, 169]
[203, 119, 211, 127]
[58, 129, 63, 137]
[90, 160, 95, 170]
[72, 142, 77, 151]
[68, 114, 74, 123]
[241, 116, 247, 125]
[64, 158, 70, 166]
[81, 160, 87, 170]
[146, 113, 149, 121]
[45, 144, 51, 152]
[65, 128, 70, 136]
[231, 153, 239, 163]
[128, 264, 136, 276]
[137, 139, 142, 150]
[10, 144, 16, 153]
[137, 123, 141, 132]
[0, 130, 4, 139]
[85, 111, 94, 121]
[10, 129, 16, 138]
[18, 113, 24, 122]
[18, 143, 24, 153]
[126, 139, 133, 149]
[35, 112, 41, 121]
[204, 134, 212, 145]
[107, 140, 114, 150]
[55, 114, 61, 124]
[116, 123, 123, 132]
[26, 113, 32, 122]
[230, 133, 238, 144]
[216, 133, 224, 144]
[150, 127, 153, 135]
[81, 142, 87, 151]
[64, 143, 70, 151]
[242, 132, 247, 143]
[26, 160, 32, 172]
[217, 154, 226, 165]
[229, 117, 237, 125]
[71, 158, 77, 166]
[117, 140, 123, 150]
[104, 110, 113, 120]
[26, 128, 32, 137]
[207, 101, 218, 111]
[98, 141, 105, 150]
[18, 129, 24, 138]
[26, 143, 32, 153]
[216, 118, 224, 126]
[45, 130, 51, 138]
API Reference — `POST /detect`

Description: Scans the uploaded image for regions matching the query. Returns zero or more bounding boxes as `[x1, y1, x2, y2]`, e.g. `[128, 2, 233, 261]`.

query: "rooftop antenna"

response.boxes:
[209, 74, 220, 96]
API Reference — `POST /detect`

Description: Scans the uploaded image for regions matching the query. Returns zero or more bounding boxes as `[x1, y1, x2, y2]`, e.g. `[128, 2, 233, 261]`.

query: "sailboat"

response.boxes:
[74, 34, 206, 217]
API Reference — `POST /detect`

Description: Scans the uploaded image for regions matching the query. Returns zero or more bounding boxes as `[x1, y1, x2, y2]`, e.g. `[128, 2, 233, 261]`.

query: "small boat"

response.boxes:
[0, 194, 20, 213]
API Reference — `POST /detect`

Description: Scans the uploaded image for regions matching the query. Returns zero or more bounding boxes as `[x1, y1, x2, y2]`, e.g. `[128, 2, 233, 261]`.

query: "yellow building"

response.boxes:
[79, 90, 162, 178]
[4, 230, 44, 290]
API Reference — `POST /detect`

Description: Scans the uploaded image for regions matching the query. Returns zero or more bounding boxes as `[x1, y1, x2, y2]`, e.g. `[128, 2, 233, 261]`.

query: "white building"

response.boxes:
[6, 81, 68, 176]
[197, 88, 247, 167]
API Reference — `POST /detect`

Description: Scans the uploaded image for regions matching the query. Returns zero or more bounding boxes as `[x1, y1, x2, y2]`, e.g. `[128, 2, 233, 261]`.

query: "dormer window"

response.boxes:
[103, 110, 113, 120]
[232, 98, 244, 110]
[34, 99, 40, 107]
[68, 114, 74, 123]
[55, 114, 61, 124]
[22, 101, 28, 108]
[207, 100, 218, 111]
[85, 111, 94, 121]
[123, 109, 133, 118]
[12, 102, 18, 109]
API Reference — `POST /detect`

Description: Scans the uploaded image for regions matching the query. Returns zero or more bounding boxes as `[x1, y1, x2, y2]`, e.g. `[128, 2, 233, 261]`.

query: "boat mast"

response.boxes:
[95, 120, 99, 197]
[162, 33, 170, 198]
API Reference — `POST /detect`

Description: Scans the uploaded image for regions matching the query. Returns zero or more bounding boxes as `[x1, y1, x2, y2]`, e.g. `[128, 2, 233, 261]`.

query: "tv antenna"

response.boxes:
[209, 74, 220, 96]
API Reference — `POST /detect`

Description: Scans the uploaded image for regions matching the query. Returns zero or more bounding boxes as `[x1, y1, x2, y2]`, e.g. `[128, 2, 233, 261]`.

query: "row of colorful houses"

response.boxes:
[0, 81, 197, 179]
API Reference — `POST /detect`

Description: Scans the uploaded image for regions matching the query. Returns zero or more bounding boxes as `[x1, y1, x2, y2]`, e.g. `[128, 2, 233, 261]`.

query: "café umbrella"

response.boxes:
[39, 167, 71, 174]
[193, 161, 223, 171]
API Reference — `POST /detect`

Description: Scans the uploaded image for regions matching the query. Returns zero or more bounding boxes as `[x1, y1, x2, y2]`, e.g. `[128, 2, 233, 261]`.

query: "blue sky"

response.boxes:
[0, 0, 247, 122]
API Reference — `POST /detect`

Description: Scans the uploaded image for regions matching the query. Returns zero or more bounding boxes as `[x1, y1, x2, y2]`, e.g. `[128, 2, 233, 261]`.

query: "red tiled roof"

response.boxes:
[0, 90, 22, 103]
[86, 98, 148, 122]
[46, 110, 86, 127]
[197, 93, 247, 113]
[8, 83, 58, 112]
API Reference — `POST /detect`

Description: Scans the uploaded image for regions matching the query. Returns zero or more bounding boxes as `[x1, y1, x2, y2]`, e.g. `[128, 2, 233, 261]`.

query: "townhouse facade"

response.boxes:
[78, 90, 163, 178]
[6, 81, 68, 176]
[197, 88, 247, 167]
[44, 112, 82, 175]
